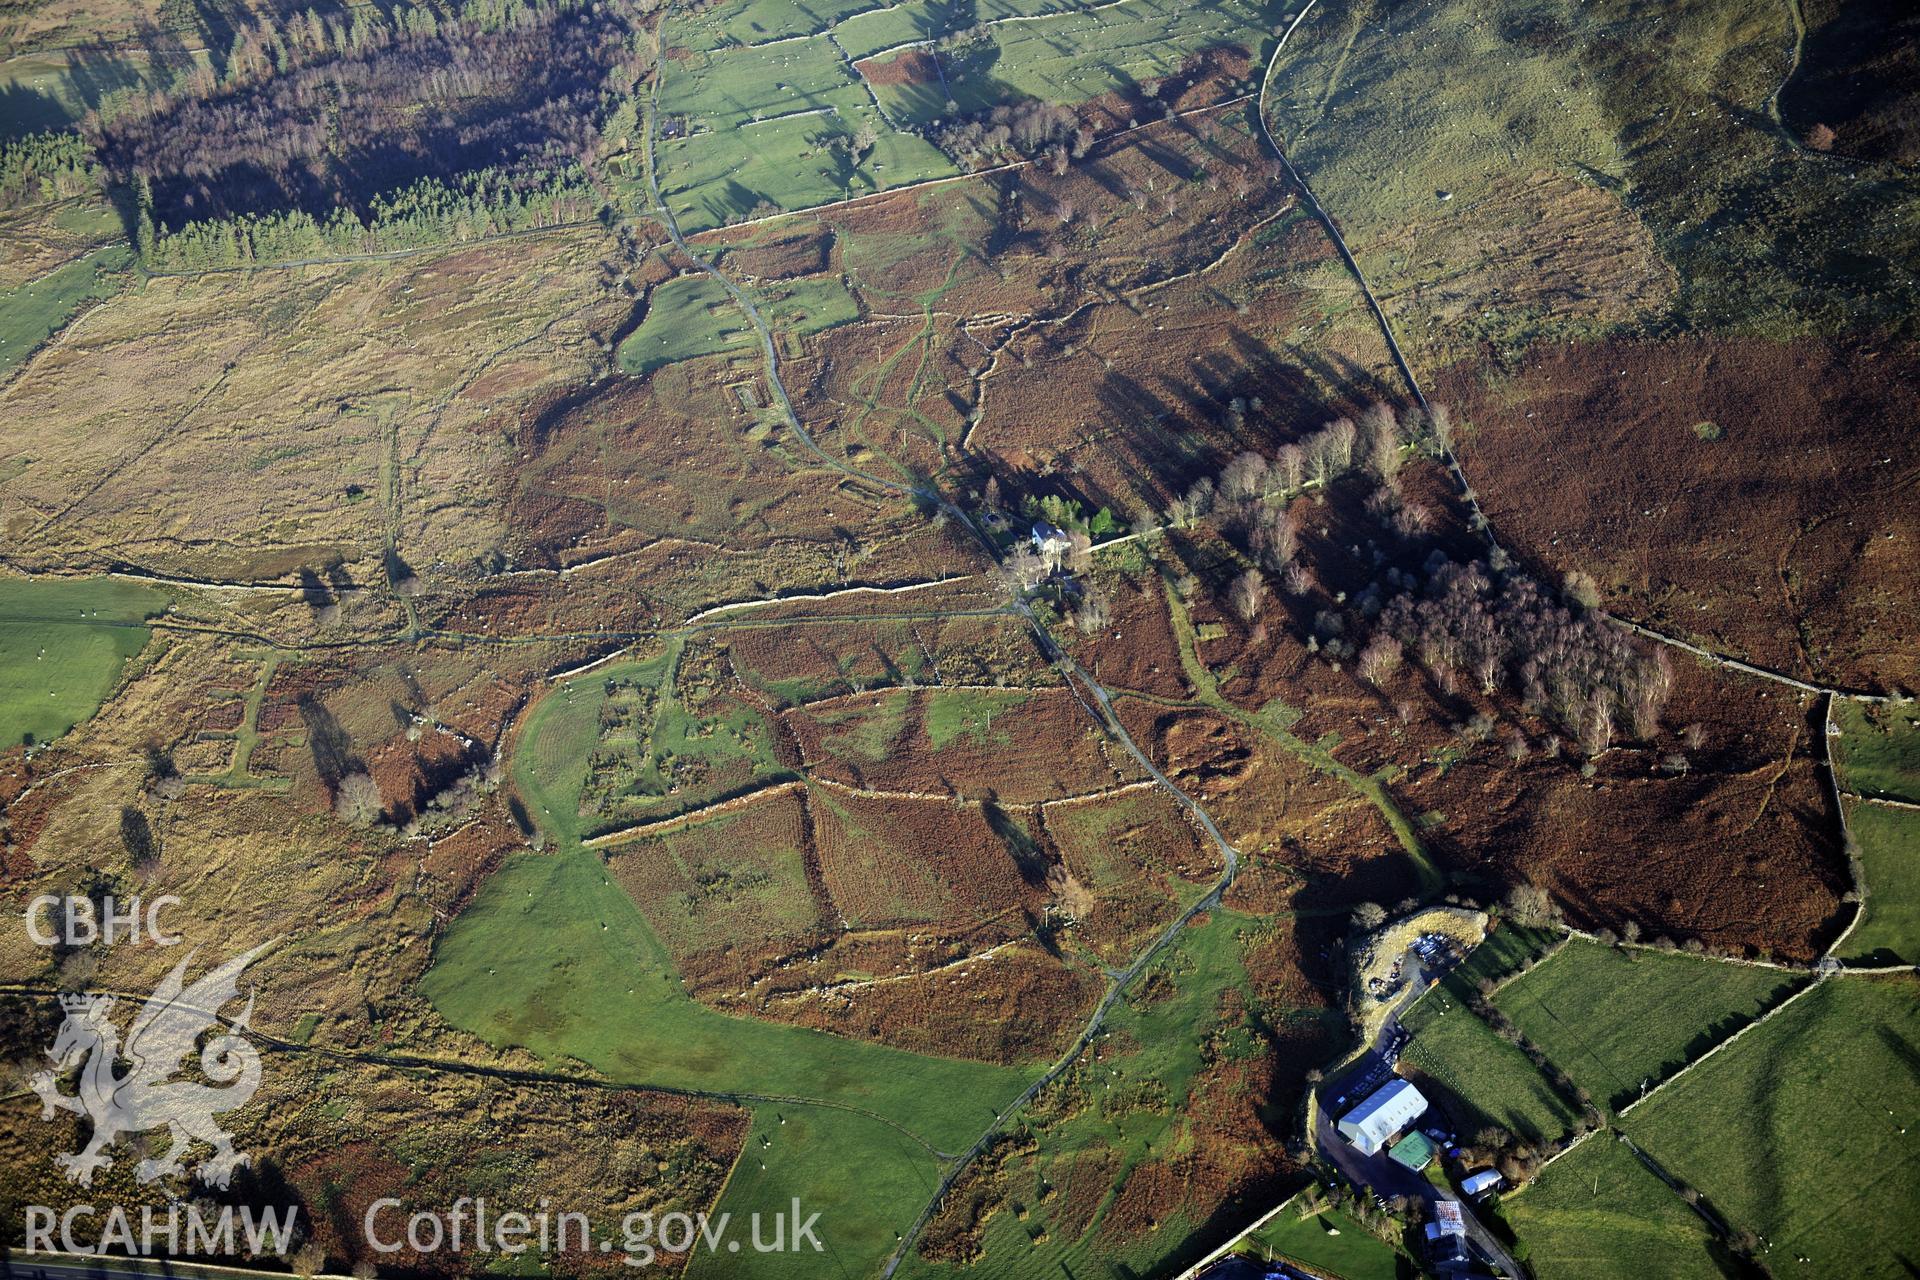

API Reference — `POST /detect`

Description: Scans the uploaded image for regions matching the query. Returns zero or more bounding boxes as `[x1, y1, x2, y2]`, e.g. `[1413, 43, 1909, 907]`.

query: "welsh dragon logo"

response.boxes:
[30, 943, 271, 1189]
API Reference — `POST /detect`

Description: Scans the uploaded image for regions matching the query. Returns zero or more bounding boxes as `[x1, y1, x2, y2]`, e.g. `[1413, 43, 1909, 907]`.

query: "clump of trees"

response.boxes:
[99, 0, 641, 233]
[333, 756, 504, 836]
[1170, 400, 1422, 534]
[0, 131, 100, 208]
[400, 758, 505, 838]
[1175, 401, 1430, 632]
[1173, 396, 1672, 757]
[1376, 557, 1673, 753]
[930, 99, 1091, 172]
[136, 165, 594, 269]
[1503, 882, 1559, 929]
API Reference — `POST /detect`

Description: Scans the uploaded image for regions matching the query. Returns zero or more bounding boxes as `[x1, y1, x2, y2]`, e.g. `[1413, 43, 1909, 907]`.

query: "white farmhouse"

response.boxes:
[1030, 521, 1072, 567]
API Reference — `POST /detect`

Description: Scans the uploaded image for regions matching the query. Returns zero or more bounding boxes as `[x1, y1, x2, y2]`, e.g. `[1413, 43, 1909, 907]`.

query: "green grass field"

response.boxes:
[422, 850, 1038, 1273]
[653, 111, 956, 234]
[692, 0, 884, 46]
[1505, 1135, 1723, 1280]
[515, 658, 645, 846]
[0, 577, 168, 747]
[0, 243, 133, 377]
[832, 0, 1088, 59]
[1401, 980, 1580, 1145]
[685, 1105, 943, 1280]
[1495, 941, 1803, 1112]
[1834, 700, 1920, 805]
[1456, 923, 1563, 990]
[803, 691, 908, 763]
[849, 0, 1283, 124]
[1238, 1202, 1406, 1280]
[618, 275, 756, 375]
[515, 645, 796, 840]
[661, 35, 873, 131]
[651, 0, 1289, 232]
[1842, 802, 1920, 966]
[901, 909, 1342, 1280]
[904, 908, 1173, 1280]
[618, 270, 859, 376]
[0, 50, 211, 137]
[1625, 975, 1920, 1278]
[923, 687, 1027, 751]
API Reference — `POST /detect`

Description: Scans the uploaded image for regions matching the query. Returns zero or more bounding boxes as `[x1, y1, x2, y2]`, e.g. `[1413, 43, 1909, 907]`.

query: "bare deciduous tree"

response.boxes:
[1274, 443, 1305, 491]
[1072, 589, 1110, 634]
[1003, 546, 1048, 590]
[1581, 688, 1614, 757]
[1066, 530, 1093, 574]
[1227, 568, 1266, 623]
[1356, 634, 1401, 685]
[1249, 504, 1296, 571]
[1504, 882, 1556, 928]
[1323, 416, 1357, 469]
[334, 771, 382, 828]
[1219, 450, 1268, 503]
[1361, 405, 1403, 484]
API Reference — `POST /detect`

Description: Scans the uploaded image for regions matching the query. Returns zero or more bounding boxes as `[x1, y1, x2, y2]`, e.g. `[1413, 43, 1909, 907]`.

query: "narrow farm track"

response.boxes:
[638, 17, 1253, 1274]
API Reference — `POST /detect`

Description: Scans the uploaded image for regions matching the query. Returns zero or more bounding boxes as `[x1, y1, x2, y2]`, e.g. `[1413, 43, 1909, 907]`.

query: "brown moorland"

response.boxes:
[788, 685, 1142, 803]
[1443, 335, 1920, 692]
[811, 786, 1045, 933]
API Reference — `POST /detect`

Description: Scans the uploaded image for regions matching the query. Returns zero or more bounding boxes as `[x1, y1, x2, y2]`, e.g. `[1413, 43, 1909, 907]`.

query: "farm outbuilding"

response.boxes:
[1388, 1130, 1436, 1170]
[1336, 1078, 1428, 1155]
[1460, 1169, 1504, 1199]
